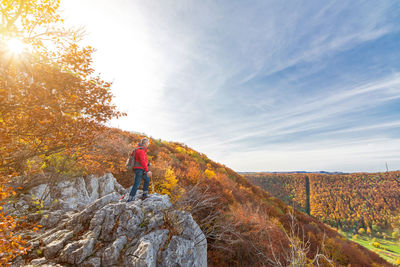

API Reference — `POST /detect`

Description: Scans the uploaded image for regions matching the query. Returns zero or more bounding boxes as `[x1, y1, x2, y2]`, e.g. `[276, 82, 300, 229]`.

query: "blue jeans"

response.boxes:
[129, 169, 149, 198]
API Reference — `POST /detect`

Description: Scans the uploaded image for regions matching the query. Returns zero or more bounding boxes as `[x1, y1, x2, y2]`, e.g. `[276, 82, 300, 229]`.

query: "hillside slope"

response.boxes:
[22, 127, 393, 266]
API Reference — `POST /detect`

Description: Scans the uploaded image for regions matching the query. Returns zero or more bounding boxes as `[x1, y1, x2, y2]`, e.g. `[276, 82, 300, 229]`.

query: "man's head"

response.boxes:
[140, 137, 150, 147]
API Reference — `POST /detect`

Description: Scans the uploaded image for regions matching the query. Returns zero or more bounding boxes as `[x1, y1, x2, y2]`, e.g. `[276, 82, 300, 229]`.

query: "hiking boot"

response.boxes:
[127, 195, 135, 202]
[141, 191, 149, 200]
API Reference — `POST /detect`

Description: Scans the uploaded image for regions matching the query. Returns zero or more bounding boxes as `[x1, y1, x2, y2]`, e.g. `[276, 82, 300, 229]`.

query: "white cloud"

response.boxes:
[61, 0, 400, 172]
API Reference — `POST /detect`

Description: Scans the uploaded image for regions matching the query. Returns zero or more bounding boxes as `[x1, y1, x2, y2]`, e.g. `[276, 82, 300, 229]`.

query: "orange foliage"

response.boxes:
[0, 0, 124, 177]
[0, 0, 123, 264]
[0, 178, 31, 265]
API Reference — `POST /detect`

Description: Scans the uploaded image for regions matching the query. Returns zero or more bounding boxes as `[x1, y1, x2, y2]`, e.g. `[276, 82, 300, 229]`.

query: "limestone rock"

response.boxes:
[81, 257, 101, 267]
[161, 236, 197, 267]
[11, 173, 207, 267]
[124, 229, 169, 267]
[30, 257, 47, 265]
[58, 230, 98, 264]
[43, 230, 74, 259]
[101, 235, 127, 266]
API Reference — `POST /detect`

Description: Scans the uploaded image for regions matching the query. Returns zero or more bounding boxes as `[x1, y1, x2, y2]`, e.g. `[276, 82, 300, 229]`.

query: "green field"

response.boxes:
[339, 232, 400, 265]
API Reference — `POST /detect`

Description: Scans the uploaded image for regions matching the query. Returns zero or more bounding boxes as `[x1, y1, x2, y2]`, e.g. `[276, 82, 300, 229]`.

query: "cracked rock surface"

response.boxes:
[10, 173, 207, 267]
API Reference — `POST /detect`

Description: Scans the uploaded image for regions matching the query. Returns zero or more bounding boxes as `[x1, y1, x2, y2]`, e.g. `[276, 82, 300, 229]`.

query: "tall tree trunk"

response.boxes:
[305, 175, 310, 215]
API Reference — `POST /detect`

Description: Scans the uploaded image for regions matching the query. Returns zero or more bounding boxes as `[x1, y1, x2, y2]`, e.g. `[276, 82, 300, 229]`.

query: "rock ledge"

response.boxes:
[10, 173, 207, 267]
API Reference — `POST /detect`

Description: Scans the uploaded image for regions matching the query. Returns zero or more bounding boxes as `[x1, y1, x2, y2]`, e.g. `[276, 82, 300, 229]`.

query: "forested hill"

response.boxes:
[244, 171, 400, 233]
[244, 172, 400, 264]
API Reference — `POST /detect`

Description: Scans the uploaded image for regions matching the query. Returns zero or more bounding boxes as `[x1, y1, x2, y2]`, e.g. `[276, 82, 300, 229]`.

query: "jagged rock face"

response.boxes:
[10, 173, 207, 267]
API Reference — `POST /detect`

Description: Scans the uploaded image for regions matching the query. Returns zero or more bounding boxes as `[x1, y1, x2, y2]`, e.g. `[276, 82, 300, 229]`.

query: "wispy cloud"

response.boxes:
[62, 0, 400, 172]
[183, 74, 400, 149]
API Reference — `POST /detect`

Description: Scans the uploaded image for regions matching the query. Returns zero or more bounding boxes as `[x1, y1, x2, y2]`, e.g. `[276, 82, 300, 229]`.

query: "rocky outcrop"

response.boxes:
[10, 173, 207, 267]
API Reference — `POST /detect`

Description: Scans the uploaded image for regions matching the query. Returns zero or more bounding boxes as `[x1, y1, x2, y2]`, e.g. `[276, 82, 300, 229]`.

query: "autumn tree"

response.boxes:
[0, 0, 123, 263]
[158, 166, 182, 202]
[0, 0, 123, 178]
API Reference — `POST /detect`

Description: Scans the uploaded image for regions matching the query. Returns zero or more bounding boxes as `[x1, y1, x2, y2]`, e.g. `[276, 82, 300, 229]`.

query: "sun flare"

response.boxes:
[6, 38, 27, 55]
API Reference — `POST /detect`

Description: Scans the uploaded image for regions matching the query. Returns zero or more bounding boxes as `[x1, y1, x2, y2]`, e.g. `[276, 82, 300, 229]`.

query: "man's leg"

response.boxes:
[128, 169, 143, 201]
[142, 172, 150, 198]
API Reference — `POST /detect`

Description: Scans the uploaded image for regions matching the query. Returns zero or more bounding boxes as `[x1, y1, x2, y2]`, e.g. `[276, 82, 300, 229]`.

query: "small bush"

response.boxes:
[371, 242, 381, 249]
[204, 169, 216, 179]
[372, 224, 380, 233]
[175, 146, 186, 154]
[392, 231, 400, 239]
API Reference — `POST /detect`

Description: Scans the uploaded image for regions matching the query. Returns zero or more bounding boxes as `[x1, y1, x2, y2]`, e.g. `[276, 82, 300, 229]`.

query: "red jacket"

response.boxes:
[133, 144, 148, 172]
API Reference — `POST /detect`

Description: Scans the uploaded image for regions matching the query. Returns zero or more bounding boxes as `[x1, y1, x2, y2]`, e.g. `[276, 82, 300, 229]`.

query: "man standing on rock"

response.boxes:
[127, 137, 152, 202]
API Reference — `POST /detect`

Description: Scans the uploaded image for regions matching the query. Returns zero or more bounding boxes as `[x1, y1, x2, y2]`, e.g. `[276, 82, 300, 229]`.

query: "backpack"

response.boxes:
[126, 147, 144, 170]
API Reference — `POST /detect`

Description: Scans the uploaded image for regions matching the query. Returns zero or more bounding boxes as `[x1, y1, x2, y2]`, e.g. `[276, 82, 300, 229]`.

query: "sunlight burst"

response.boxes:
[6, 38, 27, 55]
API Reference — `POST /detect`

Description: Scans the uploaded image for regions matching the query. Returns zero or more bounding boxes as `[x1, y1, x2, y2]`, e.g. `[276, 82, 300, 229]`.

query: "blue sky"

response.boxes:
[62, 0, 400, 172]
